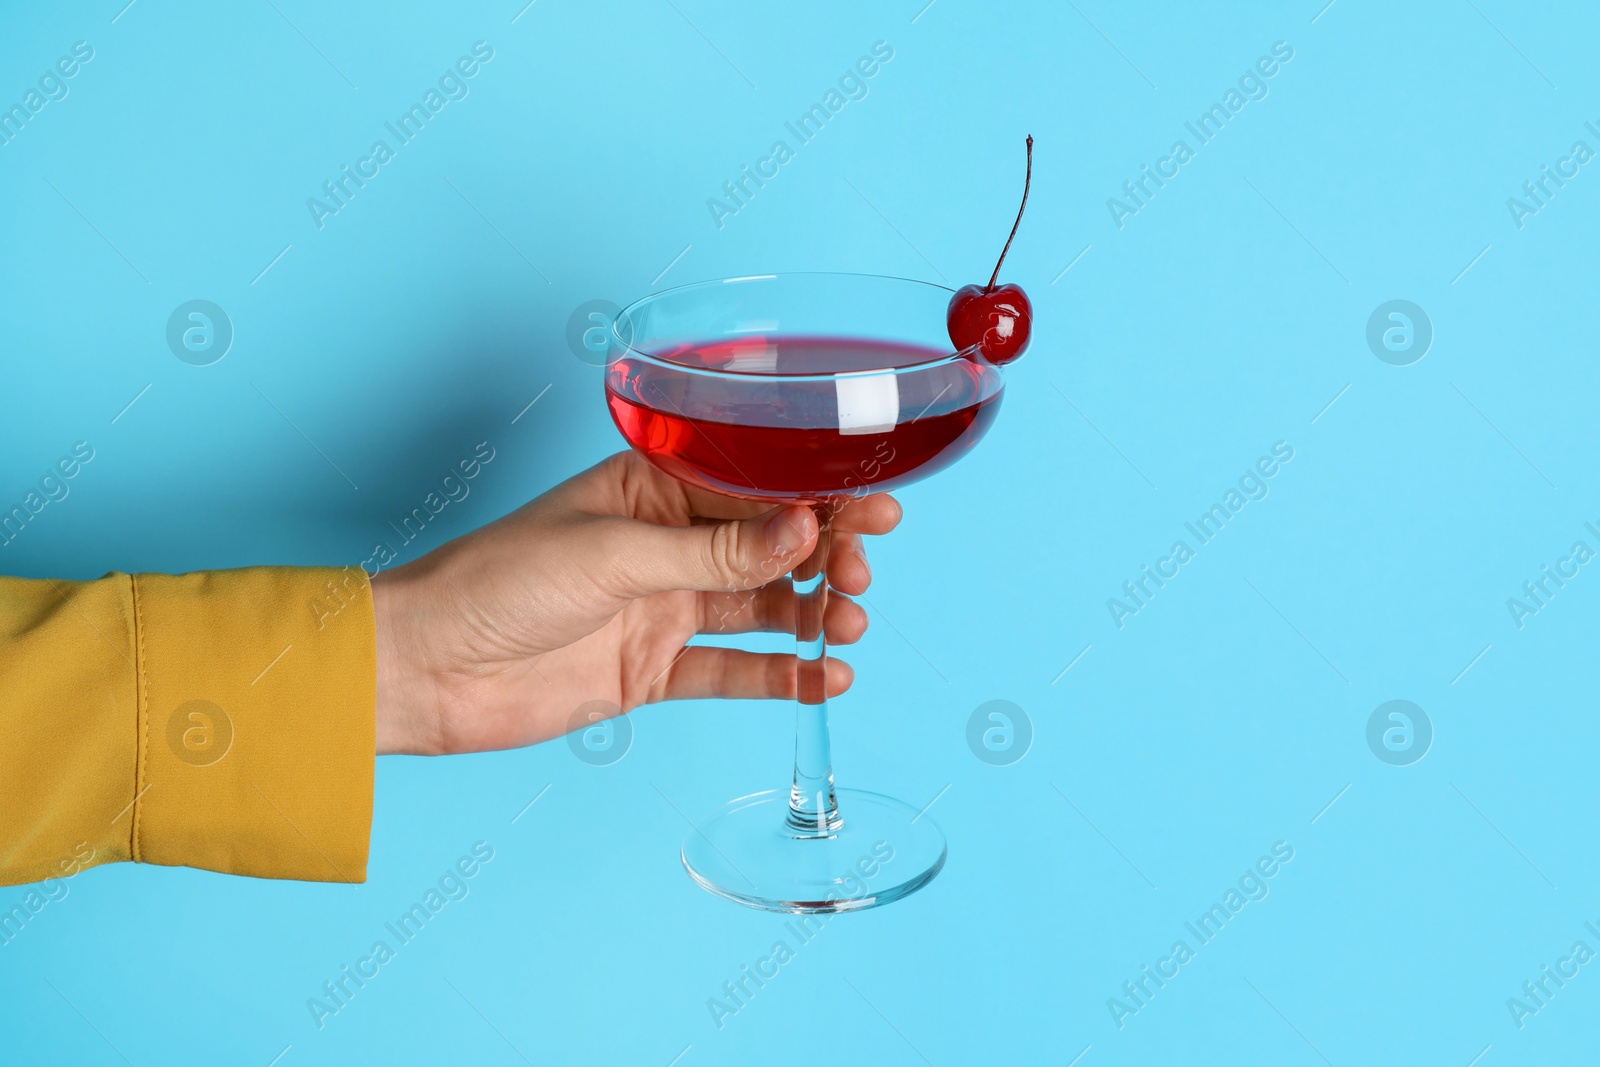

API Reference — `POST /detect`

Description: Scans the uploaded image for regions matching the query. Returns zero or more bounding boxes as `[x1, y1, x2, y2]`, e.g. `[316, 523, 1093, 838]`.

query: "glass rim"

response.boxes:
[609, 271, 990, 379]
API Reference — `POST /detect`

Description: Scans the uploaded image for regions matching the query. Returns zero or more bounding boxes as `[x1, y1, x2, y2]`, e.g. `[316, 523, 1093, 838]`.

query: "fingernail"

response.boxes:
[764, 508, 809, 557]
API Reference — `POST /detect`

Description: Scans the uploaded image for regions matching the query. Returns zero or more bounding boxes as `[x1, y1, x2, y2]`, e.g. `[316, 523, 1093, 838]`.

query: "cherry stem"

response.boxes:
[985, 134, 1032, 293]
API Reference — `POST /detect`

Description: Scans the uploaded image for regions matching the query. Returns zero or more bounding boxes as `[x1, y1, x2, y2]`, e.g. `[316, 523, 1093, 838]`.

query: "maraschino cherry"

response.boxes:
[947, 135, 1033, 365]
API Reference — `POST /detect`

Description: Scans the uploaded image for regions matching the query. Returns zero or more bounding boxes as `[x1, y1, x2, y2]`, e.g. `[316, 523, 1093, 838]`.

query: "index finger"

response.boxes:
[815, 492, 902, 535]
[685, 488, 903, 536]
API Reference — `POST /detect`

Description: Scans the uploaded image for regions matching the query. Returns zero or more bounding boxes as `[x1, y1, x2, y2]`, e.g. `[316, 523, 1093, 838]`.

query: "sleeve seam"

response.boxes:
[130, 572, 148, 863]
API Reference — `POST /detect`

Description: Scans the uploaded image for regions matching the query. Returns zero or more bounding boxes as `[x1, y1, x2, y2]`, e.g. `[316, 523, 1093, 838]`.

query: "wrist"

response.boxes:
[371, 564, 444, 756]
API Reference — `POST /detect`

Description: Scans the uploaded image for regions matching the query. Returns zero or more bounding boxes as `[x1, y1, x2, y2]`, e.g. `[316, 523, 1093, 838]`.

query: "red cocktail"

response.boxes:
[603, 273, 1008, 914]
[606, 335, 1002, 504]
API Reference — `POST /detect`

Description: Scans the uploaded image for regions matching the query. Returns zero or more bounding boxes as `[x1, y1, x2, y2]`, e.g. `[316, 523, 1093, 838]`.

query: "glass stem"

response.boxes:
[786, 505, 842, 837]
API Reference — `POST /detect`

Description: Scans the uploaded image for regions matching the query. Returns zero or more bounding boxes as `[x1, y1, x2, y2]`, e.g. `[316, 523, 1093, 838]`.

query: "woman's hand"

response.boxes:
[370, 450, 902, 755]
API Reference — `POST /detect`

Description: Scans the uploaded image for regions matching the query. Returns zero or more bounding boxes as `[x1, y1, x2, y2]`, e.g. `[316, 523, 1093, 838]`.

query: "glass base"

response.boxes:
[681, 788, 946, 914]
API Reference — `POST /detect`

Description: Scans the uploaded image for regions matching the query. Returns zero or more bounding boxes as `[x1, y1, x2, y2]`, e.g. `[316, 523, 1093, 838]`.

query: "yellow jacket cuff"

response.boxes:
[0, 566, 375, 887]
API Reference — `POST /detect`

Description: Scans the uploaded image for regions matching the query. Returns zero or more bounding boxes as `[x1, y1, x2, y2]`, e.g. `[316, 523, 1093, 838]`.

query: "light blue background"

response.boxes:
[3, 0, 1598, 1063]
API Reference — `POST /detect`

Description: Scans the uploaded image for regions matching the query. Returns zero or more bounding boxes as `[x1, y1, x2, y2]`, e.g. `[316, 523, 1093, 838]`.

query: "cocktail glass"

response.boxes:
[605, 273, 1005, 913]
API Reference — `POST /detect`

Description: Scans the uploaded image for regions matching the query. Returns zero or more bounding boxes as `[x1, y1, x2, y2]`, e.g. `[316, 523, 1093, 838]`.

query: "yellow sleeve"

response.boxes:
[0, 565, 375, 887]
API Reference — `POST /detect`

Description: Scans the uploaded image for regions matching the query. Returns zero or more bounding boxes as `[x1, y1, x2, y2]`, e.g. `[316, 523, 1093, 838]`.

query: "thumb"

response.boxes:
[605, 506, 818, 597]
